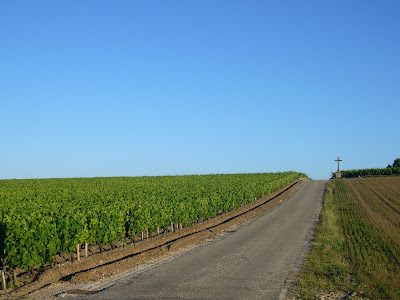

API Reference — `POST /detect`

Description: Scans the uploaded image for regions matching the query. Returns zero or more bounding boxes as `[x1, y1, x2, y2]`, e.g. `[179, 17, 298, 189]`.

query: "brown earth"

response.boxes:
[1, 178, 307, 299]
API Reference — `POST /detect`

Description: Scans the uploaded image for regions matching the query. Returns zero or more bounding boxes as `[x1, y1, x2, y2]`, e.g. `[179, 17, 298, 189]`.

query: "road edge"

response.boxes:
[279, 180, 327, 300]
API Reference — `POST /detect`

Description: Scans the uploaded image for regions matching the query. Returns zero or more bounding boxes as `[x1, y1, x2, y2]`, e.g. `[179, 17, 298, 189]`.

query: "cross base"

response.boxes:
[335, 171, 342, 179]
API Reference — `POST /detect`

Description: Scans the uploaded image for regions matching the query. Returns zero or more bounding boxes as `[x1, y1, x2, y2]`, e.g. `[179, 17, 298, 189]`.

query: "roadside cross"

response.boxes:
[335, 156, 342, 172]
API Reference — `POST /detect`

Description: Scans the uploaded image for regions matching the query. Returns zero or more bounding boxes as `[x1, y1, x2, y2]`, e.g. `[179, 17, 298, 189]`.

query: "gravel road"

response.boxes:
[80, 180, 326, 300]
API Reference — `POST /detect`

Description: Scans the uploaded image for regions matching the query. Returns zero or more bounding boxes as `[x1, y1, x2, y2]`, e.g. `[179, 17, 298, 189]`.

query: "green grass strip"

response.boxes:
[295, 181, 353, 299]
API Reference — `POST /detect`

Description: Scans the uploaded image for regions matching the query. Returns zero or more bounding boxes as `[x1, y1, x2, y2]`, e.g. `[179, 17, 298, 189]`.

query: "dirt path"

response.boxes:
[3, 178, 308, 299]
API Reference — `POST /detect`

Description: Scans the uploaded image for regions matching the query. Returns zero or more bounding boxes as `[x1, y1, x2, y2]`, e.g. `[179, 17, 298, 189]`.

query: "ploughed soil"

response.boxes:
[1, 178, 306, 299]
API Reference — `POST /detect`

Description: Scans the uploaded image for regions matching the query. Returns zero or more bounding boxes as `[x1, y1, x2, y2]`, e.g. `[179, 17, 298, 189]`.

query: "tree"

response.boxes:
[393, 158, 400, 168]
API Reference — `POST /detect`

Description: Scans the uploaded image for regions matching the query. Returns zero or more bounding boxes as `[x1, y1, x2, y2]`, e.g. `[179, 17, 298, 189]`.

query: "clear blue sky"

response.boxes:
[1, 1, 399, 180]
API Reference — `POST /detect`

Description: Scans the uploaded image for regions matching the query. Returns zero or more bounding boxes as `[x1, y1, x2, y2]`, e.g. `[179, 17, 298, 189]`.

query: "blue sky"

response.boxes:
[1, 1, 399, 180]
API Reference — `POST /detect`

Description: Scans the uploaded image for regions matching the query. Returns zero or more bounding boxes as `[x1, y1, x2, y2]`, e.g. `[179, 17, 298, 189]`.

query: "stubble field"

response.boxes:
[295, 176, 400, 299]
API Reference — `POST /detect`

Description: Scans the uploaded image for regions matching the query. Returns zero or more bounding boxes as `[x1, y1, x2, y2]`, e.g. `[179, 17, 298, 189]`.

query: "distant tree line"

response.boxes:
[387, 158, 400, 169]
[333, 158, 400, 179]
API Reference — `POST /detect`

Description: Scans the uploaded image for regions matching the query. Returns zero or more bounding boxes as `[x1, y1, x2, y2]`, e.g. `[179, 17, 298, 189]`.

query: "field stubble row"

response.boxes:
[295, 176, 400, 299]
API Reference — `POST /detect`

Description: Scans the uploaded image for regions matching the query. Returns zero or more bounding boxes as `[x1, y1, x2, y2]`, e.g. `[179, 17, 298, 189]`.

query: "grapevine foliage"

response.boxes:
[0, 172, 307, 270]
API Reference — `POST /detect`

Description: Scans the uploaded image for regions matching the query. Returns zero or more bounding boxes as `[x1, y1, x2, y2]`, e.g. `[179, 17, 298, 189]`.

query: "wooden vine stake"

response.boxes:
[1, 269, 6, 290]
[146, 228, 149, 240]
[171, 222, 174, 233]
[85, 243, 88, 258]
[13, 269, 17, 286]
[77, 244, 80, 262]
[157, 227, 160, 234]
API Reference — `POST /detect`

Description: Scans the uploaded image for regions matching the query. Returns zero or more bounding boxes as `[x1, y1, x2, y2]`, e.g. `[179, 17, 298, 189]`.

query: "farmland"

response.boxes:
[0, 172, 306, 288]
[295, 176, 400, 299]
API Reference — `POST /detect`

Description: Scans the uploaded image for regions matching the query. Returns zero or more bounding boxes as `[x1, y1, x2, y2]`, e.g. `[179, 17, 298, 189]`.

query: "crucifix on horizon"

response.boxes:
[335, 156, 343, 179]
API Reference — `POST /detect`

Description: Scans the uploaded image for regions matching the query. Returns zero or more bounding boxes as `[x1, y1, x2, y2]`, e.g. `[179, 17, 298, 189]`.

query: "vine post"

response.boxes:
[77, 244, 80, 262]
[1, 269, 6, 290]
[13, 269, 17, 286]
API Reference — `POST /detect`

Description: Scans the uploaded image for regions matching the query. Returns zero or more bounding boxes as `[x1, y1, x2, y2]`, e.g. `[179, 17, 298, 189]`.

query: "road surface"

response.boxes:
[86, 180, 327, 300]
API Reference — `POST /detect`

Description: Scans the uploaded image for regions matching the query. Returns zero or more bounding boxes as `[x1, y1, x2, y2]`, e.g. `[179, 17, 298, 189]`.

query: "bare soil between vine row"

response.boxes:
[2, 178, 306, 299]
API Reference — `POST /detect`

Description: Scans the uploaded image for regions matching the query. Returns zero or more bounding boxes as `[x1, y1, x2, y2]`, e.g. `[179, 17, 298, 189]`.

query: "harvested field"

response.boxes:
[342, 177, 400, 299]
[294, 176, 400, 299]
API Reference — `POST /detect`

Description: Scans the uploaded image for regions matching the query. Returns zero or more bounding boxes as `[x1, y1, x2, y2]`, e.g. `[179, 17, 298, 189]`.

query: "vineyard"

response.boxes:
[0, 172, 306, 287]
